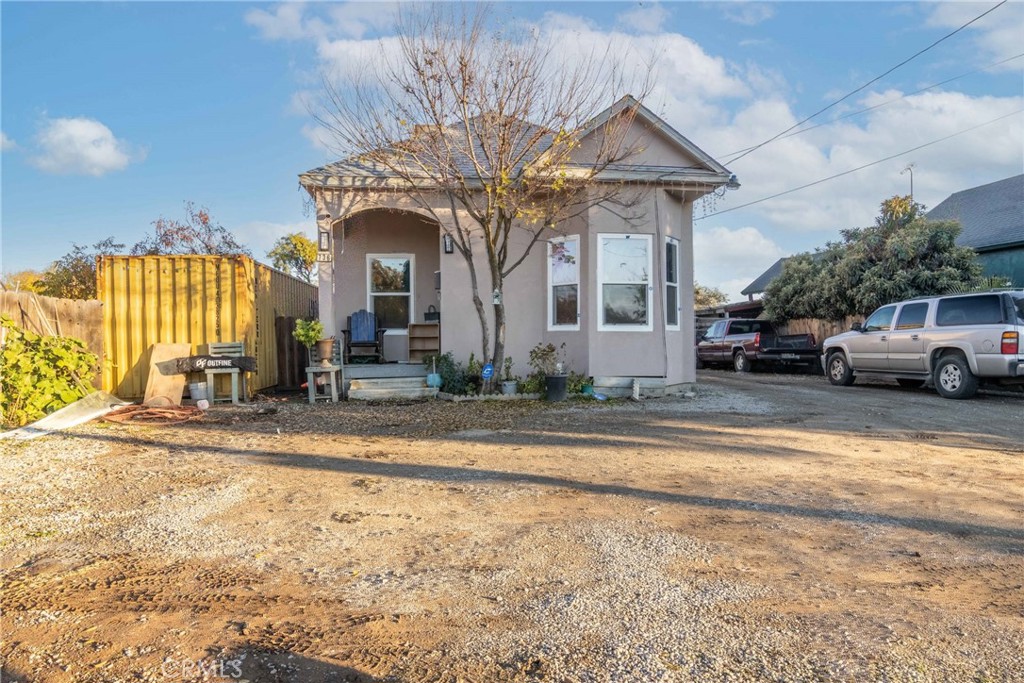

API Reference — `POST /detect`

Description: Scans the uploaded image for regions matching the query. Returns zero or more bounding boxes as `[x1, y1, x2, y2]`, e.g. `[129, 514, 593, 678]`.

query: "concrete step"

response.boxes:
[345, 363, 427, 380]
[348, 385, 438, 401]
[349, 377, 428, 390]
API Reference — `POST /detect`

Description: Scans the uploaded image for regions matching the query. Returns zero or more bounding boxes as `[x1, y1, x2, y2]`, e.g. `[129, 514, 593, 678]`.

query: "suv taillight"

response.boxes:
[1002, 331, 1020, 355]
[753, 332, 761, 347]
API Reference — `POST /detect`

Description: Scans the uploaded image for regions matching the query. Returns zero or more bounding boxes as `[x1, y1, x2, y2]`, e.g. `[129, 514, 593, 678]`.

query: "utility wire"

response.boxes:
[723, 0, 1009, 166]
[718, 52, 1024, 159]
[697, 108, 1022, 220]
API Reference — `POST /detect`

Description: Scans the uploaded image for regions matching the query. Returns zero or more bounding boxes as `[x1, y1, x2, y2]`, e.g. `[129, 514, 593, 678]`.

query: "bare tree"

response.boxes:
[314, 4, 653, 375]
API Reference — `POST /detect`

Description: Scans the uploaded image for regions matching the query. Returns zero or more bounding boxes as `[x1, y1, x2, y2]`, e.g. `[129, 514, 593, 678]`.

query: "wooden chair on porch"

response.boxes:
[342, 310, 386, 364]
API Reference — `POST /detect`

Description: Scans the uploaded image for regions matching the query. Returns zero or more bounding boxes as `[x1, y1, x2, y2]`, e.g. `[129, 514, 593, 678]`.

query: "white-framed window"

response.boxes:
[665, 237, 680, 330]
[367, 253, 414, 333]
[547, 235, 580, 331]
[597, 233, 653, 332]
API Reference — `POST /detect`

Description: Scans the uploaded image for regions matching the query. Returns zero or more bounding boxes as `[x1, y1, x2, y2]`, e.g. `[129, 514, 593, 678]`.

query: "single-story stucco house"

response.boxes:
[299, 96, 735, 395]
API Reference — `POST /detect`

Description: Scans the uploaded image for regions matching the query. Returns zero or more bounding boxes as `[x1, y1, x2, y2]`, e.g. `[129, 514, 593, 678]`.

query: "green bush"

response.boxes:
[519, 372, 545, 395]
[423, 352, 470, 395]
[567, 372, 591, 394]
[1, 316, 98, 428]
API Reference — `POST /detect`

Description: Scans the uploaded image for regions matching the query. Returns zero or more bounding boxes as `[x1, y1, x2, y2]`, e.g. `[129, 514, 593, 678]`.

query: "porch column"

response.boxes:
[316, 211, 336, 335]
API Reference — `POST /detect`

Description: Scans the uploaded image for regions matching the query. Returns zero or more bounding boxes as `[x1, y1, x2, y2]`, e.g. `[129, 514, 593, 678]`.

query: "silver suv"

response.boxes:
[821, 290, 1024, 399]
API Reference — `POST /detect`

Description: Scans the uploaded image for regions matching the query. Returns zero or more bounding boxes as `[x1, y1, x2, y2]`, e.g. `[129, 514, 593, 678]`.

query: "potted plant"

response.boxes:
[529, 342, 568, 402]
[501, 357, 518, 395]
[293, 318, 333, 367]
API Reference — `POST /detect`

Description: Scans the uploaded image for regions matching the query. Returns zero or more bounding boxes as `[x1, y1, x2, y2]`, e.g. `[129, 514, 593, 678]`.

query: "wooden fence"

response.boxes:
[0, 290, 103, 352]
[779, 317, 859, 343]
[0, 291, 104, 387]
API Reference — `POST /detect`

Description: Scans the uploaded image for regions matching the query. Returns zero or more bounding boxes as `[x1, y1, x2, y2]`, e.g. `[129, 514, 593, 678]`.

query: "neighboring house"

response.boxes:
[926, 174, 1024, 286]
[740, 256, 788, 302]
[299, 97, 735, 393]
[743, 175, 1024, 300]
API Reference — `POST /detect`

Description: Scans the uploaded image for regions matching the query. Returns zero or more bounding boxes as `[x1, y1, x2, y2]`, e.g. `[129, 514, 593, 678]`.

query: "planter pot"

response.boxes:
[545, 374, 568, 402]
[501, 380, 518, 396]
[316, 338, 335, 366]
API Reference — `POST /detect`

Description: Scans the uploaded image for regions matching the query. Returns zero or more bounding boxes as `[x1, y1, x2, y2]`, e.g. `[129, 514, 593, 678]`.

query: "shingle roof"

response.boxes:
[300, 96, 733, 189]
[741, 257, 787, 296]
[927, 174, 1024, 251]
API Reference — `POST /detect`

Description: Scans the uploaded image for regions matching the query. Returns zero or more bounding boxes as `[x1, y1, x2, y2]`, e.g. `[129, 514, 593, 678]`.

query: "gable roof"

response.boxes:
[300, 95, 733, 190]
[741, 257, 787, 296]
[926, 174, 1024, 251]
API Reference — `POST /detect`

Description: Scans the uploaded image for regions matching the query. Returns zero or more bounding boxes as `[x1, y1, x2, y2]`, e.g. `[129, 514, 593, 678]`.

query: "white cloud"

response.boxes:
[693, 225, 786, 301]
[30, 117, 143, 176]
[617, 3, 670, 34]
[721, 2, 776, 27]
[0, 132, 16, 151]
[926, 1, 1024, 69]
[246, 1, 396, 42]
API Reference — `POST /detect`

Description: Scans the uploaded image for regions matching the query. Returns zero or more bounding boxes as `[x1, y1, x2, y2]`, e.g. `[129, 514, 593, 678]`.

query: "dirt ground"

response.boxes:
[1, 370, 1022, 683]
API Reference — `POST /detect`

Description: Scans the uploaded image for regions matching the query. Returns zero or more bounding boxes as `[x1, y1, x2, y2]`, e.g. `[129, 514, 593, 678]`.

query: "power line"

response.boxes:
[718, 52, 1024, 159]
[723, 0, 1009, 166]
[697, 108, 1022, 220]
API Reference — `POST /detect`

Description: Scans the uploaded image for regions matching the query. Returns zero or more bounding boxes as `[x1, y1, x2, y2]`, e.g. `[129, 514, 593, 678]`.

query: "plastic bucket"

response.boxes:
[188, 381, 208, 401]
[545, 375, 568, 402]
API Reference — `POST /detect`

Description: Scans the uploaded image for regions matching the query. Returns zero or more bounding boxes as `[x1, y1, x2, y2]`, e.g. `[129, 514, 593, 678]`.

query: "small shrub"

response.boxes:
[567, 372, 591, 394]
[423, 352, 469, 395]
[519, 372, 545, 395]
[1, 316, 97, 428]
[528, 342, 567, 375]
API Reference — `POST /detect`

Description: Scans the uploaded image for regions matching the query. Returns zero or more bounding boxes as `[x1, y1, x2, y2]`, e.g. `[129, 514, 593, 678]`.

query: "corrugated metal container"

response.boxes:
[97, 255, 317, 398]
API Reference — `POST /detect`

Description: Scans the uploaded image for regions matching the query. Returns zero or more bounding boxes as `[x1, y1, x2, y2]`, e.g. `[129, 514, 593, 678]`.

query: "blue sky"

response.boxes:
[2, 1, 1022, 300]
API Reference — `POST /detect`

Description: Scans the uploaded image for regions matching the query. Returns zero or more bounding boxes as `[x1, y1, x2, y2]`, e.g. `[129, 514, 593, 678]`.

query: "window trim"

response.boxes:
[366, 253, 415, 335]
[547, 235, 581, 331]
[665, 237, 680, 331]
[597, 233, 653, 332]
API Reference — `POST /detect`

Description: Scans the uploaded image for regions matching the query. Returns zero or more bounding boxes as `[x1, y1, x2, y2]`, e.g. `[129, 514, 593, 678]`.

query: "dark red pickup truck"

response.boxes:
[697, 319, 819, 372]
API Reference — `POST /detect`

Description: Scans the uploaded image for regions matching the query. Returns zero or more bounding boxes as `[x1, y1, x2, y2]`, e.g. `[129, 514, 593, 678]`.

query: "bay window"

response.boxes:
[597, 234, 652, 331]
[548, 236, 580, 330]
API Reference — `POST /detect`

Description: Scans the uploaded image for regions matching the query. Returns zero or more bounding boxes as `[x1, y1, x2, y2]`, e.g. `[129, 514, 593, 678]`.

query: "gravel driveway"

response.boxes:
[1, 371, 1021, 682]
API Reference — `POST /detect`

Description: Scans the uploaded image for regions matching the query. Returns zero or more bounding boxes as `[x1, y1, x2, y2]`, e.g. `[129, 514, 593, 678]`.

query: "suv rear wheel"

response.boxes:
[933, 353, 979, 399]
[826, 352, 855, 386]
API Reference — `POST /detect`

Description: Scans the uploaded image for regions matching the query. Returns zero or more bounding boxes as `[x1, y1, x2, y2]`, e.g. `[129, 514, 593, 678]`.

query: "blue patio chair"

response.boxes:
[342, 310, 386, 364]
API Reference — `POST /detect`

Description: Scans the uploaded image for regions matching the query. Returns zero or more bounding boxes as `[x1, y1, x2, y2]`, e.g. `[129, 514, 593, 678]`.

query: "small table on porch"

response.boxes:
[306, 364, 343, 403]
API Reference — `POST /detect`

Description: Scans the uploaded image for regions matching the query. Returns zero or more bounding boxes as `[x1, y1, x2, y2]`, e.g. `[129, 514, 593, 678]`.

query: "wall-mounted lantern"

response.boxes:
[442, 233, 454, 254]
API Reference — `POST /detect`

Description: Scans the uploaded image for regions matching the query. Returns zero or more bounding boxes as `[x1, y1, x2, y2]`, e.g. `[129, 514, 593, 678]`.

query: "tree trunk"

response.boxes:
[490, 296, 507, 394]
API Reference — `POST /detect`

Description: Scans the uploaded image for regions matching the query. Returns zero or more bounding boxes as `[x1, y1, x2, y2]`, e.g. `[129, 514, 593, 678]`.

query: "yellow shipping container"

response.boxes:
[97, 255, 317, 399]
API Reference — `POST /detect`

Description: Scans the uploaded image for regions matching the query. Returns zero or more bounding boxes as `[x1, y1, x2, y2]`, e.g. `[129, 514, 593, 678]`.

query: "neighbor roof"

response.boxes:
[741, 257, 787, 296]
[300, 96, 733, 190]
[927, 174, 1024, 251]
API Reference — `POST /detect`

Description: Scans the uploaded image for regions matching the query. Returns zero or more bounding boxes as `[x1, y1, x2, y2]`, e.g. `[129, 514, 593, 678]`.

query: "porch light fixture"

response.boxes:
[318, 230, 331, 252]
[442, 233, 454, 254]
